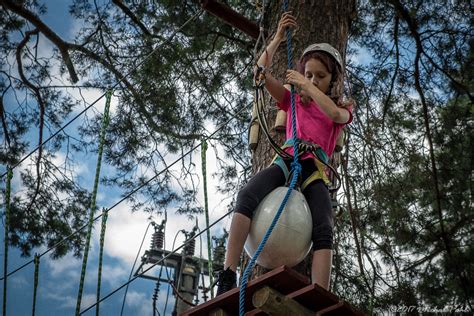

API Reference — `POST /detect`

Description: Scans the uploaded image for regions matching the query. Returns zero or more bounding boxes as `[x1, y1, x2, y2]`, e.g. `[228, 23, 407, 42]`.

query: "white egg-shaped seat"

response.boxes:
[244, 187, 313, 269]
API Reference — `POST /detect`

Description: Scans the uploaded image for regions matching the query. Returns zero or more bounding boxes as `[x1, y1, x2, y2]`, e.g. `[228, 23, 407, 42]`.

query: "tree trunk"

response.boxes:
[244, 0, 356, 284]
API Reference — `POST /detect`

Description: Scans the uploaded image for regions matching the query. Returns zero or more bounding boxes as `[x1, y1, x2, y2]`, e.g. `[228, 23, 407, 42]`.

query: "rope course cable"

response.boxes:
[96, 208, 108, 316]
[201, 139, 214, 298]
[2, 168, 13, 316]
[0, 12, 245, 315]
[32, 254, 40, 316]
[0, 8, 204, 180]
[75, 90, 112, 316]
[0, 102, 248, 289]
[0, 16, 232, 316]
[239, 1, 302, 314]
[79, 208, 234, 315]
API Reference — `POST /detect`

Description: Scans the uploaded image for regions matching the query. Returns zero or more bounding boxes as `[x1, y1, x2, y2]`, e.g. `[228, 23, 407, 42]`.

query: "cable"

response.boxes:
[0, 8, 204, 180]
[79, 208, 234, 315]
[75, 90, 112, 316]
[2, 168, 13, 316]
[162, 267, 171, 316]
[0, 102, 248, 282]
[254, 87, 292, 159]
[95, 209, 108, 316]
[120, 222, 153, 316]
[31, 254, 40, 316]
[201, 140, 214, 298]
[197, 227, 208, 302]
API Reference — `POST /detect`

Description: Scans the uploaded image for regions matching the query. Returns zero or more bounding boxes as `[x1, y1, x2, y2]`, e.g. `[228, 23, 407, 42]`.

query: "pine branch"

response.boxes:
[111, 0, 152, 37]
[15, 29, 44, 215]
[381, 15, 399, 129]
[342, 140, 372, 293]
[0, 0, 79, 83]
[389, 0, 472, 308]
[387, 0, 472, 102]
[0, 84, 12, 148]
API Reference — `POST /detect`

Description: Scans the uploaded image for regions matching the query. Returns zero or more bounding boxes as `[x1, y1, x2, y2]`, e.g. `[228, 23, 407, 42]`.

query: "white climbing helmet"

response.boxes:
[301, 43, 343, 68]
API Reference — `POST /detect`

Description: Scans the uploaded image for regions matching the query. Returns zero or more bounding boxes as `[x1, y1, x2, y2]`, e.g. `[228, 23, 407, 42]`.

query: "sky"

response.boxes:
[0, 1, 236, 315]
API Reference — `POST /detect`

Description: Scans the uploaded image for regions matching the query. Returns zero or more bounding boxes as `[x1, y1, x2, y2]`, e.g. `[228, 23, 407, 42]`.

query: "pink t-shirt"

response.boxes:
[277, 89, 352, 159]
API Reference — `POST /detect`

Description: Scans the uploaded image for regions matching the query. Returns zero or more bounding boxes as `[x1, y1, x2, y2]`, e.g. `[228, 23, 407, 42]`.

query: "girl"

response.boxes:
[216, 12, 353, 295]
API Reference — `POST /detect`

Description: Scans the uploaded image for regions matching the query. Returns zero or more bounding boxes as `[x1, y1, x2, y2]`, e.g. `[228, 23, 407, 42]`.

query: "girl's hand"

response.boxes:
[286, 70, 310, 90]
[275, 12, 297, 42]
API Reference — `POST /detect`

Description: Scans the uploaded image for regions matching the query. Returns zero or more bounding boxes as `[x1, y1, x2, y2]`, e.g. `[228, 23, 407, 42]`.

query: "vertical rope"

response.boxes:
[75, 90, 112, 315]
[96, 209, 108, 316]
[2, 168, 13, 316]
[201, 139, 214, 298]
[239, 2, 302, 315]
[32, 254, 40, 316]
[282, 0, 300, 162]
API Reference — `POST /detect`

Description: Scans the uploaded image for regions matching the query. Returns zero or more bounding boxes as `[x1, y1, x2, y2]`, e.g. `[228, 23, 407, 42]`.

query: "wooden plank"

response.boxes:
[252, 286, 313, 316]
[316, 301, 344, 315]
[243, 309, 263, 316]
[286, 283, 340, 311]
[209, 308, 231, 316]
[315, 300, 366, 316]
[181, 266, 310, 316]
[287, 284, 365, 315]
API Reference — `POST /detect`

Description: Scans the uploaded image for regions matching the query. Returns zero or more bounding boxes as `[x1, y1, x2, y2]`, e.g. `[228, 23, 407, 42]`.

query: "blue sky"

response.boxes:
[1, 1, 234, 315]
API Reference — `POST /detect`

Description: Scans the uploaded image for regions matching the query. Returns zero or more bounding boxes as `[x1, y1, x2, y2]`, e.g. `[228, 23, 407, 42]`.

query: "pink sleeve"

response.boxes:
[342, 105, 353, 125]
[276, 89, 291, 111]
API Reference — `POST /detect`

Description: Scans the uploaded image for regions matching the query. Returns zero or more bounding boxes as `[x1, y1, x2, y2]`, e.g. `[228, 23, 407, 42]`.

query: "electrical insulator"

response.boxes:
[213, 244, 225, 269]
[150, 228, 164, 250]
[184, 238, 196, 256]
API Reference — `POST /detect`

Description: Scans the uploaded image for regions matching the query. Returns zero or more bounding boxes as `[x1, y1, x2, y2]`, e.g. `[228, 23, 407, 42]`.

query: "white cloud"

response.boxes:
[45, 251, 81, 277]
[104, 202, 153, 265]
[102, 264, 128, 288]
[49, 292, 97, 310]
[126, 290, 152, 316]
[10, 275, 29, 289]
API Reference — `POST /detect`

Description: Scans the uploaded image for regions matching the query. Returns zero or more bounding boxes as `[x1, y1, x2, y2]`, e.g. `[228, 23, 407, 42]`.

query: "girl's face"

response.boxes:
[304, 58, 332, 94]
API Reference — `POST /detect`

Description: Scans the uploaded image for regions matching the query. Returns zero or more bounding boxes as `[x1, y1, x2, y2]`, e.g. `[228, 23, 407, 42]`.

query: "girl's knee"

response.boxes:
[312, 223, 333, 250]
[235, 186, 259, 218]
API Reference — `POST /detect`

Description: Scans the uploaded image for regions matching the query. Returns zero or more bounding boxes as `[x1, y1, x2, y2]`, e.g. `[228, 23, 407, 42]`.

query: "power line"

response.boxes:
[0, 8, 204, 179]
[120, 222, 153, 316]
[0, 102, 248, 281]
[80, 208, 234, 315]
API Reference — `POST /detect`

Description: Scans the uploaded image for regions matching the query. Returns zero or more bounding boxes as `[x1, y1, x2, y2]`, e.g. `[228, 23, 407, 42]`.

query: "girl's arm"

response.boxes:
[256, 12, 296, 103]
[286, 70, 350, 124]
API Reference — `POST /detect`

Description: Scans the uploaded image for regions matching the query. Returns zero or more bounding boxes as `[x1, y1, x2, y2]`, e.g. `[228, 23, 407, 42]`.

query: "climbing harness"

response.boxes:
[271, 138, 342, 192]
[75, 90, 112, 316]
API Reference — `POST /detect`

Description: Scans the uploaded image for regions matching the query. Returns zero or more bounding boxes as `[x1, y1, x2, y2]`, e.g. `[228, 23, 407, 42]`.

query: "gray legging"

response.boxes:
[235, 159, 333, 250]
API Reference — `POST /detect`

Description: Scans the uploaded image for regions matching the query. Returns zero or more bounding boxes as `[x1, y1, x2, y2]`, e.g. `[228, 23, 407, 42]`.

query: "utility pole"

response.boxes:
[135, 222, 228, 315]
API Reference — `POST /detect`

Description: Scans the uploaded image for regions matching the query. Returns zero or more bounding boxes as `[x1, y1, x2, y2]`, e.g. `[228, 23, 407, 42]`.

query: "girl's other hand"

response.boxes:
[275, 12, 297, 42]
[286, 69, 309, 90]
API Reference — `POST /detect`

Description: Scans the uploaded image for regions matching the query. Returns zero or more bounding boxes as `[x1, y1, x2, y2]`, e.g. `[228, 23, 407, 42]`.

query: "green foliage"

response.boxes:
[341, 0, 473, 310]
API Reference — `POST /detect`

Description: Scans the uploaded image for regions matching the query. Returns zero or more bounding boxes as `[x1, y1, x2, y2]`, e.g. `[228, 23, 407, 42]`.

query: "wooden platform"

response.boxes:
[181, 266, 365, 316]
